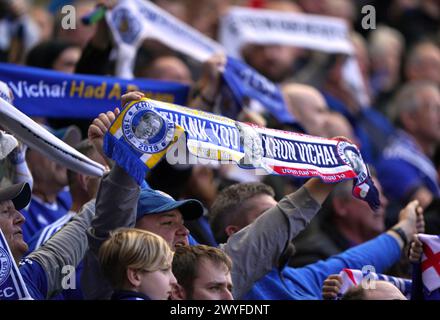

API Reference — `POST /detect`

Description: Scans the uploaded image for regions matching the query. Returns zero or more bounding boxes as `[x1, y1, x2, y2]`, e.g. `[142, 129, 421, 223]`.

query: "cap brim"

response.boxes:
[0, 182, 31, 210]
[150, 199, 204, 221]
[175, 199, 204, 221]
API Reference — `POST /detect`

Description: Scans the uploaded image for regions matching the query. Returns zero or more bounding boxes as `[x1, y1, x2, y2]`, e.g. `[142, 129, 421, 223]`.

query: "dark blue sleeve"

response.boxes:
[57, 189, 73, 212]
[20, 208, 37, 243]
[19, 259, 48, 300]
[294, 233, 401, 298]
[377, 158, 421, 201]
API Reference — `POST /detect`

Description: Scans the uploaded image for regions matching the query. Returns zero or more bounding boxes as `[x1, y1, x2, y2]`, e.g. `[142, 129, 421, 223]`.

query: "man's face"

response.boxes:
[242, 194, 278, 227]
[413, 87, 440, 143]
[414, 46, 440, 85]
[0, 200, 28, 261]
[336, 178, 387, 239]
[225, 193, 278, 239]
[189, 258, 233, 300]
[52, 47, 81, 74]
[26, 149, 68, 190]
[136, 116, 161, 140]
[243, 44, 297, 83]
[135, 209, 189, 249]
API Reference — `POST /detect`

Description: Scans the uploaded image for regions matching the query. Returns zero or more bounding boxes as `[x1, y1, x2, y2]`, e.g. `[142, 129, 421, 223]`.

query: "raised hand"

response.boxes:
[88, 108, 120, 165]
[88, 91, 145, 163]
[189, 53, 226, 110]
[322, 274, 343, 300]
[388, 200, 424, 248]
[409, 235, 423, 263]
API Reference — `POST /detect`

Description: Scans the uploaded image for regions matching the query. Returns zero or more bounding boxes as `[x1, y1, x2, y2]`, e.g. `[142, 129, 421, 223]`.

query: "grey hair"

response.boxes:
[368, 24, 405, 58]
[387, 80, 439, 126]
[406, 41, 440, 69]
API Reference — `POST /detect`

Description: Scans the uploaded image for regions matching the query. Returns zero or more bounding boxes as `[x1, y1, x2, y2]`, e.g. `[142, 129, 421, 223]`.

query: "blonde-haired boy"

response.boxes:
[99, 228, 176, 300]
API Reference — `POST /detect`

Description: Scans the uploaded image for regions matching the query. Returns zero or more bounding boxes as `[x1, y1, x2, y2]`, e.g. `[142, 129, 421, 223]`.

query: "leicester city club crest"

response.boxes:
[122, 100, 176, 154]
[0, 247, 12, 287]
[112, 8, 141, 45]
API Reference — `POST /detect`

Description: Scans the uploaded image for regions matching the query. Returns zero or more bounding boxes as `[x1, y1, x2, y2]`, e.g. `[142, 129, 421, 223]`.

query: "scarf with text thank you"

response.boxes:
[104, 98, 380, 210]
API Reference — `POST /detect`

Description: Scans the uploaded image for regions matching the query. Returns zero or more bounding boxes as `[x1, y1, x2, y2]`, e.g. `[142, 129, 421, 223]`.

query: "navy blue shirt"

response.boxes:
[111, 290, 151, 300]
[21, 189, 72, 242]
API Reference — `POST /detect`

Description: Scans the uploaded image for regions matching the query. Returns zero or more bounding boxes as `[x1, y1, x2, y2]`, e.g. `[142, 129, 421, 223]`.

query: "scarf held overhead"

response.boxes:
[104, 98, 380, 210]
[219, 6, 370, 107]
[0, 97, 106, 177]
[0, 62, 189, 119]
[106, 0, 295, 125]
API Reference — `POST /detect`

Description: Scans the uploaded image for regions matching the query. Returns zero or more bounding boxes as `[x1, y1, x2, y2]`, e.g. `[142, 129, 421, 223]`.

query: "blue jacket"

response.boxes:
[244, 233, 401, 299]
[377, 131, 440, 203]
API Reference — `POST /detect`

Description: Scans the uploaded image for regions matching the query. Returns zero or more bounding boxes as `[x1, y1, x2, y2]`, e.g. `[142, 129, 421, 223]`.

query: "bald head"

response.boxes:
[141, 56, 192, 85]
[343, 281, 407, 300]
[282, 84, 328, 136]
[264, 0, 303, 12]
[365, 281, 407, 300]
[323, 112, 357, 142]
[323, 0, 356, 24]
[405, 42, 440, 85]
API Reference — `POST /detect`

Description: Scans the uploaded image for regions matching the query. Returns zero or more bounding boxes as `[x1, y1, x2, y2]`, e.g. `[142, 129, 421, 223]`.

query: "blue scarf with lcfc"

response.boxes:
[0, 229, 32, 300]
[223, 57, 295, 124]
[104, 98, 380, 210]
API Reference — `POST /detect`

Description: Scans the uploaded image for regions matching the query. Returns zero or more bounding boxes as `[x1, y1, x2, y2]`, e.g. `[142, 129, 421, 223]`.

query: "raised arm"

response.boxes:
[81, 91, 144, 300]
[223, 177, 336, 299]
[296, 200, 424, 298]
[25, 199, 95, 298]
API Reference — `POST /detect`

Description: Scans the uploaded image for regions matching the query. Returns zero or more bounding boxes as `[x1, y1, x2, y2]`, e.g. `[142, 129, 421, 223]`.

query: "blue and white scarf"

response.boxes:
[383, 131, 440, 197]
[0, 97, 106, 177]
[105, 98, 380, 210]
[0, 62, 189, 119]
[220, 6, 370, 107]
[0, 229, 32, 300]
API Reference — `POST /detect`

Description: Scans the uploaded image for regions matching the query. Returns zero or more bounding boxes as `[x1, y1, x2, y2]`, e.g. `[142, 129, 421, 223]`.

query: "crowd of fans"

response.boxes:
[0, 0, 439, 300]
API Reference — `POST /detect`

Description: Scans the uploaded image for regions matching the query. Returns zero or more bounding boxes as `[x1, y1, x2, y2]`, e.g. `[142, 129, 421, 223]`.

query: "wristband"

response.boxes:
[391, 227, 408, 247]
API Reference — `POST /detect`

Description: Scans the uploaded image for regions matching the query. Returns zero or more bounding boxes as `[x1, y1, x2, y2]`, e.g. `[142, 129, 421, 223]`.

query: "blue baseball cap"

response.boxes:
[136, 186, 204, 221]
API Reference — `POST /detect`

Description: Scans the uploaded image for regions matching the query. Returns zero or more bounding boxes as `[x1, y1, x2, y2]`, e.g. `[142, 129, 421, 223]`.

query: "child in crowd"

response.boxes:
[99, 228, 177, 300]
